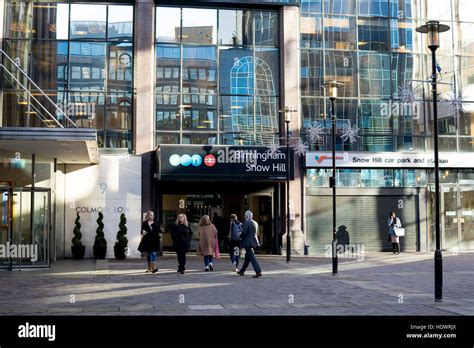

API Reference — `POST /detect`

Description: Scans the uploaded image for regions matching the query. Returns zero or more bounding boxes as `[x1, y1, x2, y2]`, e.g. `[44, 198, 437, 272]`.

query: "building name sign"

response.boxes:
[158, 145, 294, 180]
[305, 152, 474, 169]
[185, 0, 298, 5]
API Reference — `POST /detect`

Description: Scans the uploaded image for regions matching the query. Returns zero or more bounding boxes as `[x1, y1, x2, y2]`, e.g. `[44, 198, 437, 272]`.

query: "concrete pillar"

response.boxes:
[133, 0, 155, 155]
[280, 6, 305, 255]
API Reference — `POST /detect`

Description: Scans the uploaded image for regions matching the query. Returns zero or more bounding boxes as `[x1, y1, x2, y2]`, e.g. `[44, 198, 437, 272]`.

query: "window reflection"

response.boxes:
[359, 52, 391, 98]
[357, 17, 390, 51]
[182, 8, 217, 45]
[301, 50, 324, 96]
[69, 42, 106, 91]
[324, 16, 357, 50]
[70, 4, 106, 40]
[155, 7, 280, 146]
[108, 6, 133, 40]
[156, 7, 181, 43]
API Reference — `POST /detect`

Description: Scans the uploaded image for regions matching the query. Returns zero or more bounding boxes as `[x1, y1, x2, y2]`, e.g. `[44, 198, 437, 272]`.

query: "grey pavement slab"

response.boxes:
[0, 252, 473, 316]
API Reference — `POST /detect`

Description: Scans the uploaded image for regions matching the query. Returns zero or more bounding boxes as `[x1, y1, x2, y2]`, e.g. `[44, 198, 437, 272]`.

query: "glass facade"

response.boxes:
[155, 6, 280, 145]
[2, 2, 134, 150]
[300, 0, 474, 153]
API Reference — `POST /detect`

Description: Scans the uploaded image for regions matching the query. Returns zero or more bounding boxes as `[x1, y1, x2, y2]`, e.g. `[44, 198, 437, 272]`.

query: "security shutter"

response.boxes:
[306, 194, 418, 255]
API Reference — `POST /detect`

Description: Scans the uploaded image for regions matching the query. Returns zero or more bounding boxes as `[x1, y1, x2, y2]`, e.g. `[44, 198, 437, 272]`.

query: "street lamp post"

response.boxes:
[323, 81, 343, 276]
[416, 21, 450, 302]
[282, 106, 294, 263]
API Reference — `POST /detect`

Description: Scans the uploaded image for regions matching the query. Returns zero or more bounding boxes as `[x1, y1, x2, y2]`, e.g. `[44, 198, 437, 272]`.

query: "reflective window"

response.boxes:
[2, 2, 134, 150]
[156, 7, 181, 43]
[425, 0, 452, 21]
[359, 52, 391, 98]
[219, 10, 253, 46]
[455, 23, 474, 56]
[358, 0, 389, 17]
[324, 51, 358, 97]
[182, 8, 217, 45]
[458, 0, 474, 22]
[156, 7, 280, 146]
[69, 42, 106, 91]
[301, 50, 324, 96]
[301, 0, 322, 13]
[300, 14, 323, 49]
[108, 6, 133, 40]
[70, 4, 106, 40]
[323, 0, 355, 15]
[357, 17, 390, 51]
[324, 16, 357, 50]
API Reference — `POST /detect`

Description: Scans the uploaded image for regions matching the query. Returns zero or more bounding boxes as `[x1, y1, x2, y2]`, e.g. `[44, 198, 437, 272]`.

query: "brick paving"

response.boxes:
[0, 252, 472, 316]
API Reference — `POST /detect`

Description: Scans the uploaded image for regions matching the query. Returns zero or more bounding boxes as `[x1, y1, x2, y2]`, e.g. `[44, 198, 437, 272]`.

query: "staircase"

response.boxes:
[0, 48, 77, 128]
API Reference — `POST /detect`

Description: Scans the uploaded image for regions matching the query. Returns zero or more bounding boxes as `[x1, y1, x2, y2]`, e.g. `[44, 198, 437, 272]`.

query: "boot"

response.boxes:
[146, 262, 153, 272]
[396, 243, 400, 255]
[392, 243, 396, 254]
[152, 261, 158, 273]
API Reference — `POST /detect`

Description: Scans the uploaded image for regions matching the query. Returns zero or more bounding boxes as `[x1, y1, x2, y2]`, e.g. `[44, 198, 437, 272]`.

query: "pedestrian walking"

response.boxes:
[198, 215, 218, 271]
[388, 211, 402, 255]
[228, 213, 242, 272]
[236, 210, 262, 278]
[137, 211, 161, 273]
[171, 213, 193, 274]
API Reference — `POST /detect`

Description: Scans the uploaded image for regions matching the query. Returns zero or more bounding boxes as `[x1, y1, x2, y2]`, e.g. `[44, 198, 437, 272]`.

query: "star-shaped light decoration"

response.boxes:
[340, 123, 360, 144]
[307, 121, 326, 145]
[266, 140, 281, 156]
[445, 91, 464, 117]
[293, 139, 309, 157]
[398, 83, 420, 104]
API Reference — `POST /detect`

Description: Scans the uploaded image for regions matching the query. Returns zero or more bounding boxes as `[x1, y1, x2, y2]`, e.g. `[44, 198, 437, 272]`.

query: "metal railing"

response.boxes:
[0, 48, 77, 128]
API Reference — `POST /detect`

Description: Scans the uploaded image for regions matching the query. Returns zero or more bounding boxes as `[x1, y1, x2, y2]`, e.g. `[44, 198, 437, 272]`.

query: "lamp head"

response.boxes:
[323, 81, 344, 100]
[279, 106, 295, 123]
[416, 21, 450, 51]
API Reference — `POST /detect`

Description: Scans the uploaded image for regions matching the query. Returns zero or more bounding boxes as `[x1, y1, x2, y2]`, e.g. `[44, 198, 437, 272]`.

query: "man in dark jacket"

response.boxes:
[237, 210, 262, 278]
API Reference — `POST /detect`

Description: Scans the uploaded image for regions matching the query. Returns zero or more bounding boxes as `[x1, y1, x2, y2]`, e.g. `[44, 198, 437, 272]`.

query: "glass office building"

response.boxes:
[0, 0, 472, 267]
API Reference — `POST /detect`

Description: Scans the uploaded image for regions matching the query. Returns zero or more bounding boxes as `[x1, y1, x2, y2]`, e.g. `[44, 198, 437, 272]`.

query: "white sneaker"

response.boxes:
[232, 262, 237, 272]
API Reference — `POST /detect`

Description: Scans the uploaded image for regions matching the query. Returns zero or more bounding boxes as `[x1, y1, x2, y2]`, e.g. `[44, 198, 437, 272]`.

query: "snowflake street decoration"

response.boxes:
[398, 83, 420, 104]
[266, 141, 281, 156]
[340, 123, 360, 144]
[307, 122, 326, 144]
[445, 91, 464, 116]
[293, 139, 309, 157]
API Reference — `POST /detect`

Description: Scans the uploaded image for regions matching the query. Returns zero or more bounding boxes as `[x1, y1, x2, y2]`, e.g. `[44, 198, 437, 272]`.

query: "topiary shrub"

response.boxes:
[94, 212, 107, 248]
[114, 213, 128, 259]
[72, 212, 83, 247]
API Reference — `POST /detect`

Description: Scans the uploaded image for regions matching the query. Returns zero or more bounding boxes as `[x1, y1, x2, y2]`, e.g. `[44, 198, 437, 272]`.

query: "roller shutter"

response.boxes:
[306, 194, 419, 254]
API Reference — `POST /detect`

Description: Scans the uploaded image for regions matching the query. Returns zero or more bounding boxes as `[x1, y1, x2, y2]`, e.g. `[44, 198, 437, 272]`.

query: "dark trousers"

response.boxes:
[239, 247, 262, 274]
[204, 255, 213, 267]
[177, 251, 186, 271]
[229, 241, 240, 267]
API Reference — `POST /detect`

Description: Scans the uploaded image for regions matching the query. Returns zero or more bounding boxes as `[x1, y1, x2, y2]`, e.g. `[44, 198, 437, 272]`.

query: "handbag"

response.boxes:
[214, 239, 221, 259]
[394, 227, 405, 236]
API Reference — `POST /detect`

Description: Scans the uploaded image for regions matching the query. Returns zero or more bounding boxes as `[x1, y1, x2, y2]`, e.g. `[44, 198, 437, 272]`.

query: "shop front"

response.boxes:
[305, 151, 474, 254]
[156, 145, 294, 254]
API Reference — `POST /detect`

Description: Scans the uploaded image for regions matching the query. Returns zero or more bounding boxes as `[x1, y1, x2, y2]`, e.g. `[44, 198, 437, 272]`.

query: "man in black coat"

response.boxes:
[237, 210, 262, 278]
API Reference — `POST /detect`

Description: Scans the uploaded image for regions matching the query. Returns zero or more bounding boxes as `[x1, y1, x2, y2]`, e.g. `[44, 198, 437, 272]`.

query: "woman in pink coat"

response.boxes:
[198, 215, 218, 271]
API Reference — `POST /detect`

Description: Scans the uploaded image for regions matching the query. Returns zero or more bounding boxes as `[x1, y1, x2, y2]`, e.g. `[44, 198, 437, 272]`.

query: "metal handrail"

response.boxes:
[0, 64, 63, 128]
[0, 48, 78, 128]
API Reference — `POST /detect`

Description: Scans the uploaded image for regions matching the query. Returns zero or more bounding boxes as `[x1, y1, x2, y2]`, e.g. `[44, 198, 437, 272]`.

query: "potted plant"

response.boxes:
[71, 212, 85, 259]
[114, 213, 128, 260]
[93, 212, 107, 259]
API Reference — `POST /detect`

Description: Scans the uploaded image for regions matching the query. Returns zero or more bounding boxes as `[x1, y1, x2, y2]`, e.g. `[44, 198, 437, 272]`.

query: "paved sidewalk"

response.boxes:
[0, 252, 473, 315]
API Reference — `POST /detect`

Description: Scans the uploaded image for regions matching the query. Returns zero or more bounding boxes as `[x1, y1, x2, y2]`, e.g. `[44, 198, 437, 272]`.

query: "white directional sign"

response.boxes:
[305, 152, 474, 168]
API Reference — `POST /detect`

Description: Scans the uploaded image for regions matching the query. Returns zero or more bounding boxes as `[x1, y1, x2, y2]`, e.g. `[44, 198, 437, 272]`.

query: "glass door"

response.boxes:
[9, 188, 50, 268]
[441, 185, 459, 251]
[460, 185, 474, 251]
[0, 184, 14, 269]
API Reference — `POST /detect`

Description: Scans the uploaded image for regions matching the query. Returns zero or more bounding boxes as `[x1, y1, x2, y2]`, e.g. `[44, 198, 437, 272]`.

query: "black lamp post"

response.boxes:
[323, 81, 343, 276]
[416, 21, 450, 302]
[281, 106, 294, 263]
